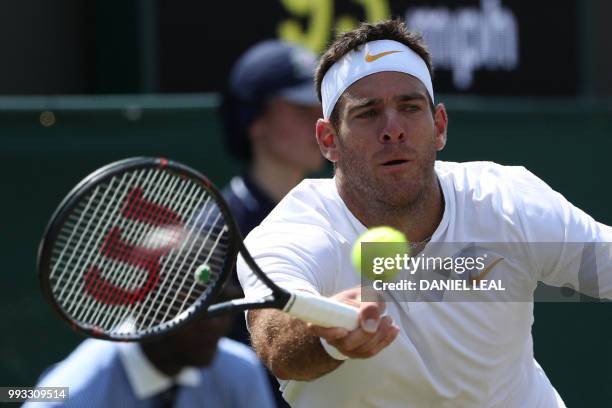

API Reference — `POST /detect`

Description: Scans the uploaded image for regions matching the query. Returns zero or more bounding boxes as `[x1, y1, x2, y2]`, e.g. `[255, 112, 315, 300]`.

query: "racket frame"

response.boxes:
[37, 157, 244, 341]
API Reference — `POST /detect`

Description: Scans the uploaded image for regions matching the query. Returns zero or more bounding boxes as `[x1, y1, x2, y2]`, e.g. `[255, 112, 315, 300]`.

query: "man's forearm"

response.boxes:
[248, 309, 343, 381]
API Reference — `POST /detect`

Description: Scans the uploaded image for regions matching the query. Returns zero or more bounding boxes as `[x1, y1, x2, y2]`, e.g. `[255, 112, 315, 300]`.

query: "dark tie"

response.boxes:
[157, 384, 179, 408]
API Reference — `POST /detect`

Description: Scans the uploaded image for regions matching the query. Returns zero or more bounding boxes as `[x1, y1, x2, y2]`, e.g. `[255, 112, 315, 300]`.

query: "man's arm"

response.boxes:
[248, 309, 342, 380]
[248, 287, 400, 381]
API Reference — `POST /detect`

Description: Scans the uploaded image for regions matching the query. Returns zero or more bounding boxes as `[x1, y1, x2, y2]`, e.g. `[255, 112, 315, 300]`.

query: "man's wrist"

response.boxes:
[319, 337, 350, 361]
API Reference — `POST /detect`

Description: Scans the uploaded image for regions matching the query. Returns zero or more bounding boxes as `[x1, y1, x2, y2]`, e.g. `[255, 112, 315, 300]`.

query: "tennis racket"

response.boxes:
[38, 157, 358, 341]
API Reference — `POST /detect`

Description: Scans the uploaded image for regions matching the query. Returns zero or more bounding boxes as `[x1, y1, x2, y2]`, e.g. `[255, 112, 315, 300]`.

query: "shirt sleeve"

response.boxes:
[237, 222, 341, 299]
[511, 166, 612, 299]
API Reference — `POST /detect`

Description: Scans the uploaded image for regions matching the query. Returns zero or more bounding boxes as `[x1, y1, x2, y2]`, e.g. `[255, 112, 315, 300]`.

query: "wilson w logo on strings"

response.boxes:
[84, 187, 184, 306]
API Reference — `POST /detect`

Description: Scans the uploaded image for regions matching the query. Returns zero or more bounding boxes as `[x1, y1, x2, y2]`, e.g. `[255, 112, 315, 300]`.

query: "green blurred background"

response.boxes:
[1, 0, 611, 406]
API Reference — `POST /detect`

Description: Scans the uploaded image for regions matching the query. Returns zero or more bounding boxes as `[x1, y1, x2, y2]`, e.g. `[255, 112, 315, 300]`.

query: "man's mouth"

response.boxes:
[381, 159, 410, 166]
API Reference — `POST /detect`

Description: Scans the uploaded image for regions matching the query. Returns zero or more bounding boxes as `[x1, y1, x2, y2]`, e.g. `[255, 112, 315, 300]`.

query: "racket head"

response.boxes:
[38, 157, 241, 341]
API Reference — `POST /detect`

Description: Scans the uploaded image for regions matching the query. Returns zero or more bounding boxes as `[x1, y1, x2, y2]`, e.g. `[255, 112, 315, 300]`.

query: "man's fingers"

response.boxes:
[331, 327, 372, 352]
[357, 328, 399, 359]
[352, 315, 393, 353]
[354, 318, 399, 357]
[340, 297, 361, 309]
[369, 324, 400, 356]
[327, 316, 399, 357]
[359, 301, 383, 334]
[309, 324, 349, 341]
[331, 286, 362, 308]
[330, 315, 391, 352]
[314, 287, 397, 360]
[322, 296, 386, 350]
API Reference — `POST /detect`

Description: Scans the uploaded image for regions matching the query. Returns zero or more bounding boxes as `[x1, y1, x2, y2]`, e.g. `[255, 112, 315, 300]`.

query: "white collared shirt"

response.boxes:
[117, 342, 201, 399]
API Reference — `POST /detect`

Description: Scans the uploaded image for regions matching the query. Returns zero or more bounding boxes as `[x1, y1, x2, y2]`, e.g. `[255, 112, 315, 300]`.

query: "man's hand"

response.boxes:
[248, 287, 400, 380]
[308, 287, 400, 359]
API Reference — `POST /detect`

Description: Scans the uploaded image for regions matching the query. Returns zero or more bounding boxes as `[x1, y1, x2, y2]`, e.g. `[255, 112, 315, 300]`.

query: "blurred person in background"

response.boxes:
[219, 39, 324, 408]
[24, 283, 274, 408]
[220, 39, 324, 238]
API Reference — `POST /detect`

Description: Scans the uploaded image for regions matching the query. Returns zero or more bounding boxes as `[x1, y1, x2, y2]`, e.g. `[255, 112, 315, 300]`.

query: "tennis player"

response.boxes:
[237, 20, 612, 407]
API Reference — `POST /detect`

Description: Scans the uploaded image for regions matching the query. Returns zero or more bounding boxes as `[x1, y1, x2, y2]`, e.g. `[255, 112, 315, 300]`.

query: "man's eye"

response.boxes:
[402, 104, 421, 112]
[357, 110, 377, 119]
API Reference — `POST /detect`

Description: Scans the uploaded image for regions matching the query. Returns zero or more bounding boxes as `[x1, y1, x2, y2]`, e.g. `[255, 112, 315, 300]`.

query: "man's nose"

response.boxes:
[379, 111, 405, 144]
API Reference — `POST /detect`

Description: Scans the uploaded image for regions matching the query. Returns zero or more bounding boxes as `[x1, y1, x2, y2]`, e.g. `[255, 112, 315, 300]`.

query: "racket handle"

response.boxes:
[285, 291, 359, 330]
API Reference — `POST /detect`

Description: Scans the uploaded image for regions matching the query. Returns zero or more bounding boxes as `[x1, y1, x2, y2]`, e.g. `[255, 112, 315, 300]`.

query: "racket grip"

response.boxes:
[285, 292, 359, 330]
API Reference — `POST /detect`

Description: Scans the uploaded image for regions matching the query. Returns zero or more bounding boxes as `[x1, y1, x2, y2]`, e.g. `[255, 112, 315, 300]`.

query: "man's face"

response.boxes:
[253, 99, 324, 172]
[150, 288, 238, 368]
[163, 312, 234, 367]
[319, 71, 447, 209]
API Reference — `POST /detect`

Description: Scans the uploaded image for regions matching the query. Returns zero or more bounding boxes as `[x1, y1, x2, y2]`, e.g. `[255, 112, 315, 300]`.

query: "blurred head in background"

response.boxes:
[140, 281, 242, 375]
[221, 40, 324, 202]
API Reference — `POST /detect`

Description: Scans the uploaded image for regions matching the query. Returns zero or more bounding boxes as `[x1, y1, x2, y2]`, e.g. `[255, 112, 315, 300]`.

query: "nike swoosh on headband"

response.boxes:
[365, 50, 402, 62]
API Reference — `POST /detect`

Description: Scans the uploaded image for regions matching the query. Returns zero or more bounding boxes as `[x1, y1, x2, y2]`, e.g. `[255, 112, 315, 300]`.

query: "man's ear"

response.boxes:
[316, 119, 340, 162]
[433, 103, 448, 151]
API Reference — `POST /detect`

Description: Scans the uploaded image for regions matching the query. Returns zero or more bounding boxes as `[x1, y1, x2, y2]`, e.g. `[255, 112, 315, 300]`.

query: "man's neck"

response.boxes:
[337, 174, 444, 243]
[250, 154, 305, 202]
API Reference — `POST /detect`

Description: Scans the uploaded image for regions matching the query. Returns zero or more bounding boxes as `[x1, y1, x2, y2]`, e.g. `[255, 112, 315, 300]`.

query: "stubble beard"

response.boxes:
[335, 134, 438, 218]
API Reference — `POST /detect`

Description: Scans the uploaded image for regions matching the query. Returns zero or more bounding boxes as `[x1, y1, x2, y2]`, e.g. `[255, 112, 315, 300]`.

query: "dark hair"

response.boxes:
[314, 19, 434, 124]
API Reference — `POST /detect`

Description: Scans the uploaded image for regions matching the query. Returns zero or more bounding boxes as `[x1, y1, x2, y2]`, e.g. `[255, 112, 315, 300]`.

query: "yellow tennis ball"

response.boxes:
[351, 226, 409, 281]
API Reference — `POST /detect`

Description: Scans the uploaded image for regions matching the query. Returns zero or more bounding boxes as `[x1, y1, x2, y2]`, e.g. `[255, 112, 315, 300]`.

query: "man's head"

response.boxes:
[222, 40, 323, 173]
[315, 20, 435, 126]
[140, 283, 241, 373]
[314, 20, 448, 212]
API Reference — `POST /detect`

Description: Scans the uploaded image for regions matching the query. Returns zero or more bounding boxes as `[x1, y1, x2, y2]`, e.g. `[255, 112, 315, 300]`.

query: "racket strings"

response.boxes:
[80, 171, 161, 313]
[57, 170, 220, 332]
[128, 185, 224, 330]
[55, 171, 139, 314]
[55, 169, 159, 325]
[48, 167, 232, 338]
[155, 213, 229, 328]
[142, 197, 220, 328]
[84, 171, 180, 329]
[67, 169, 158, 319]
[90, 170, 185, 325]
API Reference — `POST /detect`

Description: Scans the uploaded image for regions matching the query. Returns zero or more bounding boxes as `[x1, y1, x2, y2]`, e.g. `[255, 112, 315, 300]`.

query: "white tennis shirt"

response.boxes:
[237, 161, 612, 407]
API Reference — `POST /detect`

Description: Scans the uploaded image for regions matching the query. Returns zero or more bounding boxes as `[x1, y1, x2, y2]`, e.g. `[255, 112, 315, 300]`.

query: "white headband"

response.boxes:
[321, 39, 434, 119]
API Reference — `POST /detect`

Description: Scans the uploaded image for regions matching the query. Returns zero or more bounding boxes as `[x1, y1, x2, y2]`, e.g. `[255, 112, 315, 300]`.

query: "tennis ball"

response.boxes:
[351, 226, 409, 281]
[195, 264, 211, 283]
